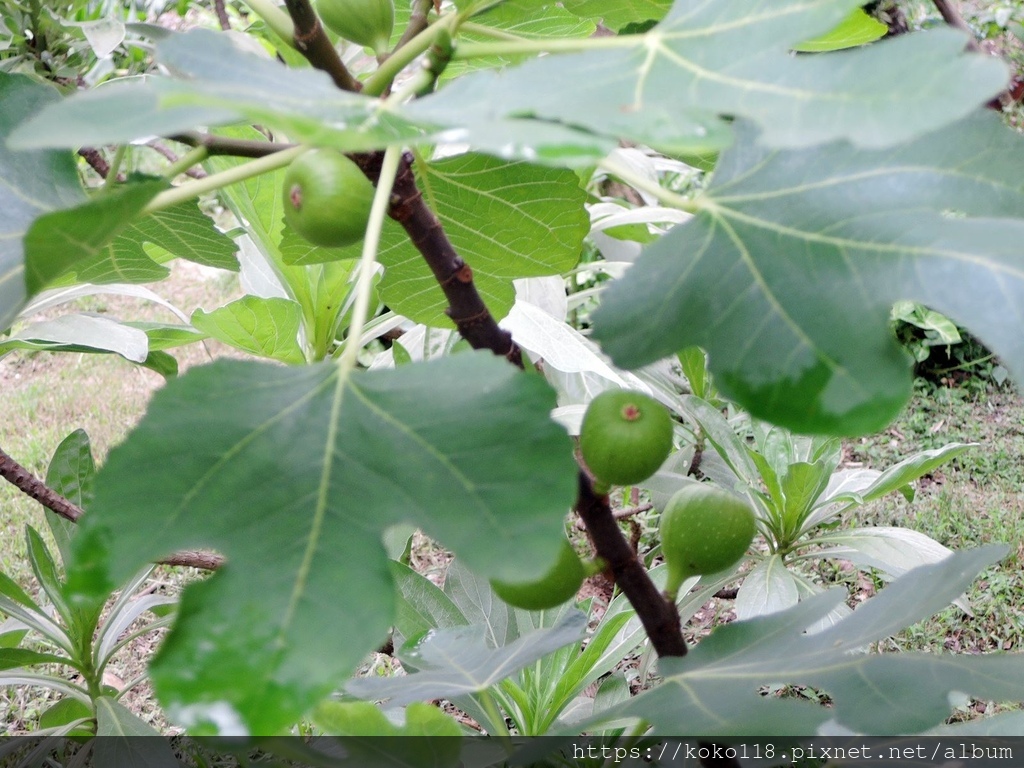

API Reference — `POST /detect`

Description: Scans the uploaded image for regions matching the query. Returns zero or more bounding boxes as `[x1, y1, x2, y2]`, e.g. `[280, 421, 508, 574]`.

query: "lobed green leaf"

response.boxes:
[67, 353, 577, 733]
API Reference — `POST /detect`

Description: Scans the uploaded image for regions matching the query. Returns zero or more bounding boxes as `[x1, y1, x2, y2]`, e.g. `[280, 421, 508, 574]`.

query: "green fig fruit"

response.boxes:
[282, 149, 374, 248]
[490, 539, 586, 611]
[579, 389, 673, 491]
[316, 0, 394, 55]
[659, 484, 756, 599]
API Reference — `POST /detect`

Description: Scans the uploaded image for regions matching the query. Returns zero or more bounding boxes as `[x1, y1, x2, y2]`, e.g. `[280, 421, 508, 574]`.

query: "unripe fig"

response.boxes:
[490, 539, 586, 611]
[579, 389, 673, 491]
[282, 149, 374, 248]
[659, 484, 756, 599]
[316, 0, 394, 55]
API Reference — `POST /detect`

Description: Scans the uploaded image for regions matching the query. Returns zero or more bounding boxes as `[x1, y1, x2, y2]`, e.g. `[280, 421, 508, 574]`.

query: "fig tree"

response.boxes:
[579, 389, 673, 492]
[282, 149, 375, 248]
[316, 0, 394, 55]
[490, 539, 586, 611]
[659, 484, 756, 600]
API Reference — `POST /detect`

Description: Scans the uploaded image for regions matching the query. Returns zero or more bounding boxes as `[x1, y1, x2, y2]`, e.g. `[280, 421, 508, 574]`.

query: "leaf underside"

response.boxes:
[593, 113, 1024, 435]
[607, 547, 1024, 736]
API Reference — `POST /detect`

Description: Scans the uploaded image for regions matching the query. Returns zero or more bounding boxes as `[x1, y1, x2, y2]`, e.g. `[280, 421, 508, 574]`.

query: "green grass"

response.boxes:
[849, 382, 1024, 668]
[0, 264, 240, 733]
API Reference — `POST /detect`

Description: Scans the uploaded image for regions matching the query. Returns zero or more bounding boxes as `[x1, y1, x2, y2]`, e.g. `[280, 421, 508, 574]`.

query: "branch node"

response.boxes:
[448, 308, 492, 328]
[440, 262, 473, 287]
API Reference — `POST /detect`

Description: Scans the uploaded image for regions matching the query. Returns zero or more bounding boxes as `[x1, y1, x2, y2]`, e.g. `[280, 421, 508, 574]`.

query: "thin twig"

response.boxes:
[148, 141, 207, 179]
[0, 447, 83, 522]
[390, 0, 432, 57]
[613, 503, 653, 520]
[213, 0, 232, 30]
[931, 0, 1021, 110]
[0, 446, 222, 571]
[170, 132, 294, 158]
[932, 0, 982, 52]
[355, 152, 523, 363]
[159, 550, 225, 570]
[78, 148, 124, 182]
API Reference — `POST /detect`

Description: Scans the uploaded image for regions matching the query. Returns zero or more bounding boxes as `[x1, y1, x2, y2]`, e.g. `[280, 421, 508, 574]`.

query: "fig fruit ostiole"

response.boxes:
[579, 389, 673, 494]
[282, 149, 375, 248]
[659, 484, 756, 601]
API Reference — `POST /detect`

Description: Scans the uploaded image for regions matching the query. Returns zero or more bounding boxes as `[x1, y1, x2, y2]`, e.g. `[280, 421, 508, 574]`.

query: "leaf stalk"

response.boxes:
[337, 145, 402, 376]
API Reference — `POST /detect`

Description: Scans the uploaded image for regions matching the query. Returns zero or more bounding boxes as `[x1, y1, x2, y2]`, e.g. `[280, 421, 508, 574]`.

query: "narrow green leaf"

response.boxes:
[0, 624, 28, 649]
[24, 526, 72, 627]
[390, 560, 468, 645]
[68, 354, 577, 733]
[347, 611, 586, 706]
[858, 443, 975, 504]
[0, 648, 75, 672]
[94, 697, 179, 767]
[680, 396, 759, 486]
[600, 547, 1012, 736]
[0, 314, 151, 362]
[676, 348, 708, 401]
[0, 592, 72, 653]
[129, 322, 207, 351]
[44, 429, 95, 565]
[779, 461, 833, 537]
[734, 555, 800, 620]
[813, 527, 954, 580]
[0, 567, 38, 612]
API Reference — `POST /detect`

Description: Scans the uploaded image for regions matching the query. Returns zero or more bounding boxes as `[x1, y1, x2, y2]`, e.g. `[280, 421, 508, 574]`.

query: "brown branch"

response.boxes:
[159, 550, 225, 570]
[613, 503, 653, 520]
[277, 0, 688, 660]
[0, 446, 222, 571]
[931, 0, 1022, 110]
[932, 0, 982, 52]
[78, 147, 127, 183]
[170, 132, 294, 158]
[213, 0, 232, 31]
[354, 151, 524, 364]
[1, 447, 83, 523]
[78, 147, 114, 180]
[390, 0, 432, 56]
[282, 0, 361, 91]
[576, 474, 686, 656]
[354, 151, 686, 654]
[148, 141, 207, 179]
